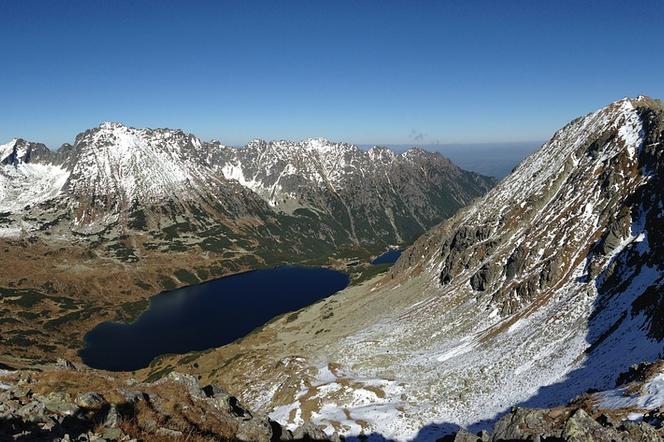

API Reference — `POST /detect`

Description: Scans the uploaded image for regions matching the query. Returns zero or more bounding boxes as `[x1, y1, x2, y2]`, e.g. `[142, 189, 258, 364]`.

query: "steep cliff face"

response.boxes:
[156, 97, 664, 440]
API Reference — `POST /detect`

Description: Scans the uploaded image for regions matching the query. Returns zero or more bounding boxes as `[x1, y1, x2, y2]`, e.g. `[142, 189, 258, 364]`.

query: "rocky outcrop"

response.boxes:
[0, 138, 51, 165]
[0, 365, 339, 441]
[480, 406, 663, 442]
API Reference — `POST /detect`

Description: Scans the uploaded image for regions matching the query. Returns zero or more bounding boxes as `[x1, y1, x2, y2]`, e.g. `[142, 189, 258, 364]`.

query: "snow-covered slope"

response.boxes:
[0, 139, 68, 230]
[54, 123, 248, 231]
[171, 96, 664, 440]
[62, 122, 213, 203]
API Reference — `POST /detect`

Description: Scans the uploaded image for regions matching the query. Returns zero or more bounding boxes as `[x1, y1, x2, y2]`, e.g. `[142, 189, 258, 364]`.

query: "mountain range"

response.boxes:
[0, 125, 493, 364]
[147, 96, 664, 440]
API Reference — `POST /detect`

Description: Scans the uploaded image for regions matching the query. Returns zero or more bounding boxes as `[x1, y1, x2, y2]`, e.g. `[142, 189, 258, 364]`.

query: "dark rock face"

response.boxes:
[470, 262, 501, 291]
[0, 139, 51, 165]
[211, 139, 496, 248]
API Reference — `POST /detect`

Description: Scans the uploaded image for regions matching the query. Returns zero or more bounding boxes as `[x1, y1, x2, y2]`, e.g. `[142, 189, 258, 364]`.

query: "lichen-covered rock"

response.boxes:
[562, 409, 619, 441]
[491, 407, 565, 441]
[453, 428, 486, 441]
[74, 392, 107, 410]
[620, 421, 663, 442]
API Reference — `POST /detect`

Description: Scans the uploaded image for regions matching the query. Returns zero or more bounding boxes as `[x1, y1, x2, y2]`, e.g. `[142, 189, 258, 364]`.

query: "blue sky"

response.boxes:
[1, 0, 663, 148]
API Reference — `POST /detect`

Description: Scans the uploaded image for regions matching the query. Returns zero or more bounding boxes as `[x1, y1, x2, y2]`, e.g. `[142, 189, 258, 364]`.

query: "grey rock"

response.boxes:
[11, 386, 31, 399]
[75, 392, 107, 410]
[55, 358, 79, 371]
[562, 408, 619, 441]
[39, 391, 79, 415]
[119, 389, 145, 403]
[203, 383, 254, 421]
[100, 427, 124, 441]
[102, 404, 120, 427]
[16, 400, 47, 423]
[620, 421, 663, 442]
[491, 407, 563, 441]
[156, 427, 184, 437]
[454, 428, 482, 442]
[292, 422, 328, 440]
[162, 372, 204, 398]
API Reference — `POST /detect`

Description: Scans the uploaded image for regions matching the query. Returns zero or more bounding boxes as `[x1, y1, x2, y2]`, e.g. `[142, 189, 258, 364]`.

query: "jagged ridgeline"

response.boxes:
[0, 124, 493, 250]
[0, 125, 493, 362]
[152, 97, 664, 440]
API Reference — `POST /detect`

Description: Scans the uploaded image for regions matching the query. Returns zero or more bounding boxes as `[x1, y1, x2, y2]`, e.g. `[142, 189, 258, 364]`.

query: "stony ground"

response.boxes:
[0, 360, 342, 441]
[2, 360, 662, 442]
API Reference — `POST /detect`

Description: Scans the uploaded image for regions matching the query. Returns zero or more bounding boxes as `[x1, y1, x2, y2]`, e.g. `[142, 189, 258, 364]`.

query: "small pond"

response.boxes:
[371, 249, 402, 265]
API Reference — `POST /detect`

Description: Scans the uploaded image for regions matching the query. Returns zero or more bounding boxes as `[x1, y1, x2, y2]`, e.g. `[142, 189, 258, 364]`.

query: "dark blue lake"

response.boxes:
[371, 249, 402, 265]
[80, 266, 349, 371]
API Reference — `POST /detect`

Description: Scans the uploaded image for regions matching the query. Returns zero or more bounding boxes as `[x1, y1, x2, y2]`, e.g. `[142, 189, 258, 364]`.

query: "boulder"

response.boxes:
[620, 421, 663, 442]
[39, 391, 78, 415]
[453, 428, 483, 442]
[292, 422, 328, 440]
[75, 392, 107, 410]
[562, 408, 619, 441]
[491, 407, 563, 441]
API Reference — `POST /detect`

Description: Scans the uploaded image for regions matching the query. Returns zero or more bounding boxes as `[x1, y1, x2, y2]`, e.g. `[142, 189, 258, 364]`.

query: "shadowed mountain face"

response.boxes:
[153, 97, 664, 440]
[211, 139, 494, 246]
[0, 126, 493, 364]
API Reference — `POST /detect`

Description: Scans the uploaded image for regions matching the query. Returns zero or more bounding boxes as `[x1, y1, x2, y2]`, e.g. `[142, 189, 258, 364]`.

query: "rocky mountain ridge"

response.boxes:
[212, 138, 488, 245]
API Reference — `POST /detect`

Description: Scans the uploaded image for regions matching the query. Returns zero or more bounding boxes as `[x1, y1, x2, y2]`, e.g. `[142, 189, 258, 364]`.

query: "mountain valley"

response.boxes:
[1, 97, 663, 441]
[0, 125, 493, 366]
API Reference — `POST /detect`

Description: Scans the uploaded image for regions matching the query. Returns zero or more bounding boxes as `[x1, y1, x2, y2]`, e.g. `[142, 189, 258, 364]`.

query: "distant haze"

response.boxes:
[364, 142, 542, 179]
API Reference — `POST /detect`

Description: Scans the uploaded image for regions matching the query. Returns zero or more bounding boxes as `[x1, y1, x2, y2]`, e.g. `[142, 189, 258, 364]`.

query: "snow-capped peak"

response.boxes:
[99, 121, 127, 130]
[0, 138, 19, 162]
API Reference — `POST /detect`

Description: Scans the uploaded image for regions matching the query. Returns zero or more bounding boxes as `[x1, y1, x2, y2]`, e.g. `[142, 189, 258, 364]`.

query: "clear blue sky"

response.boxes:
[1, 0, 663, 148]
